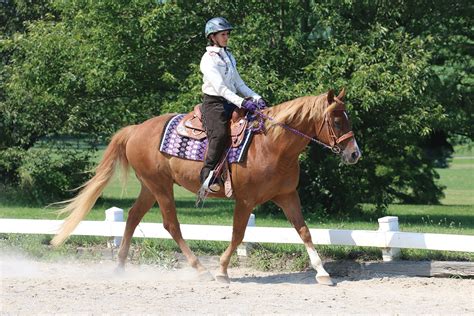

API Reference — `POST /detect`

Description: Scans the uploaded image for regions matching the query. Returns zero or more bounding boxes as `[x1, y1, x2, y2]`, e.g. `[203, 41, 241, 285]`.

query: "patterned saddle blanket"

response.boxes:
[159, 113, 253, 163]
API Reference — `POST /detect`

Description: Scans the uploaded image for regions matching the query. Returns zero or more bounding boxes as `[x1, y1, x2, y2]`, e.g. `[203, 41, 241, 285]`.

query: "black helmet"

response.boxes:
[205, 17, 233, 38]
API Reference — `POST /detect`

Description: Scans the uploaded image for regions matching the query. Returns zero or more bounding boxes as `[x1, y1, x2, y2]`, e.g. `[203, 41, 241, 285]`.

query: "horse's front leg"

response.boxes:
[216, 200, 253, 283]
[273, 191, 334, 285]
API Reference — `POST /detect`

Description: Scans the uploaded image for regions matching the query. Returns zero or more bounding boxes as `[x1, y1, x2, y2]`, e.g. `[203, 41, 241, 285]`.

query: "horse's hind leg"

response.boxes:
[216, 200, 253, 283]
[272, 191, 334, 286]
[147, 181, 211, 278]
[117, 183, 156, 269]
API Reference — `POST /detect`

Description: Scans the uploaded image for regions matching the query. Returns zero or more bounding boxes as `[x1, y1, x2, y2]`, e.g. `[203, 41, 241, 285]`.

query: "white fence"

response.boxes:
[1, 207, 473, 262]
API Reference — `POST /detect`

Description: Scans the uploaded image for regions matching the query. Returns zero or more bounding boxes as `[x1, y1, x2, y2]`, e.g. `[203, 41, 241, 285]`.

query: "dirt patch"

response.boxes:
[1, 254, 473, 314]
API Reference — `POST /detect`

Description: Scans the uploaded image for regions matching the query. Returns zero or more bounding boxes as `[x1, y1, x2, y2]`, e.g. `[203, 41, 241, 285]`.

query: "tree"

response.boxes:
[1, 1, 471, 210]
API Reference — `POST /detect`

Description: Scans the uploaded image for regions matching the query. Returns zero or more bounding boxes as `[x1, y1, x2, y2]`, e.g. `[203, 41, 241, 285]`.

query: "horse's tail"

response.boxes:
[51, 125, 135, 247]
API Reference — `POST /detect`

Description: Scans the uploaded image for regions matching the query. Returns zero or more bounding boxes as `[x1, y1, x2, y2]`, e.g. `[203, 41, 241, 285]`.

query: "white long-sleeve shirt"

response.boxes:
[200, 46, 260, 107]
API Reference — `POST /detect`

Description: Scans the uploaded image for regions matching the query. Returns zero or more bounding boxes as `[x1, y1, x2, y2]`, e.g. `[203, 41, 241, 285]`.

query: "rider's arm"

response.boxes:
[229, 53, 261, 101]
[200, 53, 244, 107]
[234, 71, 261, 101]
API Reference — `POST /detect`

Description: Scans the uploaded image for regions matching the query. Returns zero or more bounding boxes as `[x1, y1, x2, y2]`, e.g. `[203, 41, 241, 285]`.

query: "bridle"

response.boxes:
[254, 100, 354, 154]
[315, 102, 354, 154]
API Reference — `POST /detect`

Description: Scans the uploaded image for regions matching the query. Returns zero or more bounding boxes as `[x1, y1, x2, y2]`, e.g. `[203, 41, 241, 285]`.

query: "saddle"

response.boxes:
[176, 104, 248, 147]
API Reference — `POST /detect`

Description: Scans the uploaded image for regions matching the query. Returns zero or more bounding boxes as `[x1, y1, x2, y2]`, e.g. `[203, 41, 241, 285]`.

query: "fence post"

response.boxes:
[105, 207, 123, 248]
[378, 216, 401, 261]
[237, 213, 256, 256]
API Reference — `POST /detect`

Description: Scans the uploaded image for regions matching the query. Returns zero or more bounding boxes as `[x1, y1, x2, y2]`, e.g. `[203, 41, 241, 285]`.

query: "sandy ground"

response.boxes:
[1, 254, 473, 315]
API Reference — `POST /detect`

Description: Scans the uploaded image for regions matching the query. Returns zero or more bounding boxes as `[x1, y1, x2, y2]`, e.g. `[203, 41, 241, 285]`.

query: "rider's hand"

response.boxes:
[241, 99, 258, 112]
[256, 98, 268, 109]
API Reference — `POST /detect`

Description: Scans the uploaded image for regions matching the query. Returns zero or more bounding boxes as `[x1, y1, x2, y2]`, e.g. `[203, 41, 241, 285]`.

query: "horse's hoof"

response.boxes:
[215, 274, 231, 284]
[198, 270, 215, 282]
[316, 275, 335, 286]
[114, 265, 125, 275]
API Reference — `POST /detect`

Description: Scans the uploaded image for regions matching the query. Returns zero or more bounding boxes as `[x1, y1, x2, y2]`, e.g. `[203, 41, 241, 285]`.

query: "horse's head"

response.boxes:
[316, 89, 361, 164]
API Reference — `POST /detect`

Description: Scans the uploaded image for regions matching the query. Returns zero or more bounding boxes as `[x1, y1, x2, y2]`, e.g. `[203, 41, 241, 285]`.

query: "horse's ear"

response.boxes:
[337, 88, 346, 100]
[327, 89, 335, 104]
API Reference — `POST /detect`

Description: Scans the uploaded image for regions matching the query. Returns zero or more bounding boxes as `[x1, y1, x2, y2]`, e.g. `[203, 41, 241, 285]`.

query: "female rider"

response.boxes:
[199, 17, 266, 192]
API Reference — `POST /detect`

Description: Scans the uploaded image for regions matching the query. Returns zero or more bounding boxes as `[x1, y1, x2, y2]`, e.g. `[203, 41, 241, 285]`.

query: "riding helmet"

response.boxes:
[205, 17, 233, 38]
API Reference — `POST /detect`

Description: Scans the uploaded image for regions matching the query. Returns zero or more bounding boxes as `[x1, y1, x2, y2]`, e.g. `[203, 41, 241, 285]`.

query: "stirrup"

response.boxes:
[202, 170, 220, 193]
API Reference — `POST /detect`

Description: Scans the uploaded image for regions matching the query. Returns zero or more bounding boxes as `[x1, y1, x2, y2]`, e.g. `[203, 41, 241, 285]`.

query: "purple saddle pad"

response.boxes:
[159, 114, 252, 163]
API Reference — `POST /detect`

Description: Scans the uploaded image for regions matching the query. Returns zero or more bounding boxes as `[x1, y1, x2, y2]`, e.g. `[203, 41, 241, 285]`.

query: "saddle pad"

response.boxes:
[159, 114, 253, 163]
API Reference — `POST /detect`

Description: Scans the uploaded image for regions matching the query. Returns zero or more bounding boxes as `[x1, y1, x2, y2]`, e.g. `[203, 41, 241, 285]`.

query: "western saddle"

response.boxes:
[176, 104, 249, 147]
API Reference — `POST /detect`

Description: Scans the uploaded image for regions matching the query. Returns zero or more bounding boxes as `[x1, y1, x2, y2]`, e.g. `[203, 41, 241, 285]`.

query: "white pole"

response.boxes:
[378, 216, 401, 261]
[237, 213, 256, 256]
[105, 207, 124, 248]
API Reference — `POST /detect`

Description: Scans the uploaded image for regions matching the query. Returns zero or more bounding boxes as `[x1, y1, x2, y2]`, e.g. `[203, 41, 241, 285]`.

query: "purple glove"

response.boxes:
[241, 99, 258, 112]
[257, 98, 268, 109]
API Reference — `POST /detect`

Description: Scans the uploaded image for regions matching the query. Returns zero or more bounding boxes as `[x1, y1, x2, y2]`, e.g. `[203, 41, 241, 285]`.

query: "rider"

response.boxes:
[199, 17, 266, 192]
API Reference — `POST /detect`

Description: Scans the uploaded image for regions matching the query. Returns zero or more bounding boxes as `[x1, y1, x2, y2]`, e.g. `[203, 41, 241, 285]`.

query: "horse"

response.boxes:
[51, 88, 361, 285]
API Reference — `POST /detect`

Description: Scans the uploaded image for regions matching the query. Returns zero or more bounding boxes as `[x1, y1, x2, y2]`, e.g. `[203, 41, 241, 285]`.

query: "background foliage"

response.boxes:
[1, 0, 472, 212]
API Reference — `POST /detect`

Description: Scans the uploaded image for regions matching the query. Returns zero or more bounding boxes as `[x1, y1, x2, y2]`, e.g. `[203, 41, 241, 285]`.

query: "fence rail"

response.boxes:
[1, 215, 473, 260]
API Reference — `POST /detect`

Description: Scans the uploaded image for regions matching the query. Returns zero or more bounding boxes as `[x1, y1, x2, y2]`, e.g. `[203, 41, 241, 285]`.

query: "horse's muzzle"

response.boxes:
[341, 140, 361, 165]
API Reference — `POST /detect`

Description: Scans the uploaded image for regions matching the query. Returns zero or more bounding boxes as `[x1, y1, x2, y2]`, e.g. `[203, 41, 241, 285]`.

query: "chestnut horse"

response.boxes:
[52, 89, 360, 285]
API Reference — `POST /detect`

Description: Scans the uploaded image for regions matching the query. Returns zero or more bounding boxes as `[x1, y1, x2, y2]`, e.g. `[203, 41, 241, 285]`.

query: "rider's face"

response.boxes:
[211, 31, 230, 47]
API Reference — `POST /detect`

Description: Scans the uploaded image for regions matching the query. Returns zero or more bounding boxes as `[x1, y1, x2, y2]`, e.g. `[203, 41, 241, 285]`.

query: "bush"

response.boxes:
[298, 146, 366, 216]
[17, 147, 94, 204]
[0, 147, 26, 185]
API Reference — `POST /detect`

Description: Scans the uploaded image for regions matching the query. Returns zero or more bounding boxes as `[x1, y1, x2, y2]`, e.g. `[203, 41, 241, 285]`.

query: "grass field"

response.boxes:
[1, 146, 473, 264]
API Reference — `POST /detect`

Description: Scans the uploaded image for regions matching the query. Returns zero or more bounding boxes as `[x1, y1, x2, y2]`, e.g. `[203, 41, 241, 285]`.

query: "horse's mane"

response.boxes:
[263, 94, 328, 140]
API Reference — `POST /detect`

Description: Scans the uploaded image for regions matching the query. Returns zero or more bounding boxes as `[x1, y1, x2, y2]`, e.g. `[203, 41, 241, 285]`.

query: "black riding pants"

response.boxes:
[200, 94, 236, 184]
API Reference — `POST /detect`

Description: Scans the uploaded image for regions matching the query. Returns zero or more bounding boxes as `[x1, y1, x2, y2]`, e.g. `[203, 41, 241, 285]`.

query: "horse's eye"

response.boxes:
[334, 118, 342, 130]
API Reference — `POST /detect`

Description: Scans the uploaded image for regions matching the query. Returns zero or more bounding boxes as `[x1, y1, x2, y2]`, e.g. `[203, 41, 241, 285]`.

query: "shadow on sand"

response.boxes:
[229, 260, 474, 285]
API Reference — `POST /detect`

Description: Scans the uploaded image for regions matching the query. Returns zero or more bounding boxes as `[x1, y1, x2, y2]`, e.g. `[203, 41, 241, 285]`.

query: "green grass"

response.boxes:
[1, 149, 473, 265]
[436, 165, 474, 205]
